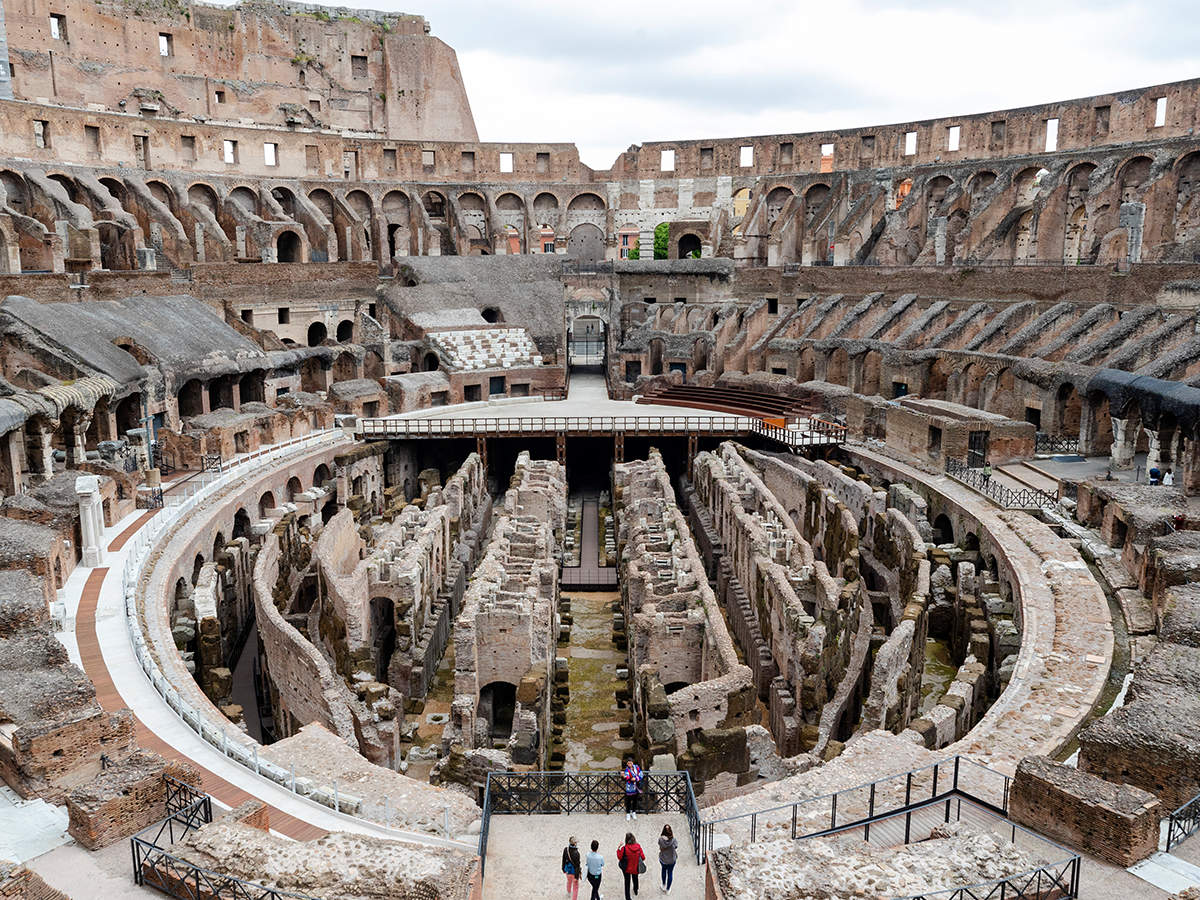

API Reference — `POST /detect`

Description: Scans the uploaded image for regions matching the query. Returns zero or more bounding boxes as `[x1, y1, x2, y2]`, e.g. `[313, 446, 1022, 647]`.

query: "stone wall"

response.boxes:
[0, 864, 69, 900]
[66, 753, 200, 849]
[614, 449, 755, 791]
[445, 452, 563, 770]
[1010, 756, 1160, 866]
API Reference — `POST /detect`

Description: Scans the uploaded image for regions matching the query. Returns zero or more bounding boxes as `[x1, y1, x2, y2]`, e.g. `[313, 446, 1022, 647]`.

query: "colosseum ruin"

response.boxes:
[0, 1, 1198, 898]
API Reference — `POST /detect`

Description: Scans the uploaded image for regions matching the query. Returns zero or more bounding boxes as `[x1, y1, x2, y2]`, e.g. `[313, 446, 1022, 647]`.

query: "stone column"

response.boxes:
[65, 416, 90, 469]
[75, 474, 105, 567]
[25, 423, 54, 483]
[1109, 417, 1137, 470]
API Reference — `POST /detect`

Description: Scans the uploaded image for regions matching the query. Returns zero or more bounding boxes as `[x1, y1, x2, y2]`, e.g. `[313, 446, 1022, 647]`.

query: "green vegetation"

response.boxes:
[654, 222, 669, 259]
[626, 240, 640, 260]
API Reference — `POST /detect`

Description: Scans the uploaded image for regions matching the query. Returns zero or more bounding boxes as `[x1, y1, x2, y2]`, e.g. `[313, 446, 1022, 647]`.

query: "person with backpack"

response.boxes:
[621, 756, 643, 820]
[585, 839, 605, 900]
[616, 832, 645, 900]
[562, 835, 581, 900]
[658, 824, 677, 894]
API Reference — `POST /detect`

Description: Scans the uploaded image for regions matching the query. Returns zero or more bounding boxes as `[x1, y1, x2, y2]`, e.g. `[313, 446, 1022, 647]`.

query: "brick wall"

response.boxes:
[1010, 756, 1160, 866]
[67, 753, 200, 849]
[0, 865, 69, 900]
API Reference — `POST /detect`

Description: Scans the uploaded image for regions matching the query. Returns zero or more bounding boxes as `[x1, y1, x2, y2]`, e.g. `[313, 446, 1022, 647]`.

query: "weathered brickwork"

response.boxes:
[1010, 756, 1160, 866]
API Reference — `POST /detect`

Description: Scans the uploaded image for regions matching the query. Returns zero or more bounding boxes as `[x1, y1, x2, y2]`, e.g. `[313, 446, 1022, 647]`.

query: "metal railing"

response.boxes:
[358, 414, 846, 449]
[1167, 789, 1200, 851]
[699, 759, 1080, 898]
[361, 414, 748, 437]
[479, 771, 702, 877]
[700, 757, 1010, 852]
[1034, 432, 1080, 455]
[132, 777, 321, 900]
[945, 457, 1058, 510]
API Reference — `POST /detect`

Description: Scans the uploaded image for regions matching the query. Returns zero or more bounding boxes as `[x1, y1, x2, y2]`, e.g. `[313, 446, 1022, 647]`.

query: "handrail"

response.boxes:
[479, 770, 702, 877]
[1167, 788, 1200, 851]
[132, 778, 323, 900]
[357, 414, 847, 449]
[945, 456, 1058, 510]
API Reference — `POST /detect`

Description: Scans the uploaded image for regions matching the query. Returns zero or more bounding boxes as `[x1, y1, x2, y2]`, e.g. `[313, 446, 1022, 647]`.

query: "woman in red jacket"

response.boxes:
[616, 832, 645, 900]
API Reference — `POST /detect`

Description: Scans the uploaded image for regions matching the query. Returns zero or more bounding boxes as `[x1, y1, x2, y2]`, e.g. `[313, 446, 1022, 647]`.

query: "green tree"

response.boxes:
[653, 222, 669, 259]
[626, 239, 640, 260]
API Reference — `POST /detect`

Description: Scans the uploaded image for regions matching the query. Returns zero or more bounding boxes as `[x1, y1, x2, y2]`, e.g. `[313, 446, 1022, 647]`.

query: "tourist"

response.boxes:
[562, 836, 582, 900]
[616, 832, 646, 900]
[657, 824, 677, 894]
[1150, 465, 1161, 485]
[585, 839, 604, 900]
[1164, 468, 1175, 486]
[622, 756, 644, 820]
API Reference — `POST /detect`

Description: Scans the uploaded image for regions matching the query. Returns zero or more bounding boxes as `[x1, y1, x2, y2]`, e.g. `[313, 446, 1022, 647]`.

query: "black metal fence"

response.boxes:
[1034, 432, 1081, 455]
[479, 771, 702, 877]
[700, 758, 1081, 899]
[945, 457, 1058, 510]
[132, 776, 320, 900]
[1167, 789, 1200, 851]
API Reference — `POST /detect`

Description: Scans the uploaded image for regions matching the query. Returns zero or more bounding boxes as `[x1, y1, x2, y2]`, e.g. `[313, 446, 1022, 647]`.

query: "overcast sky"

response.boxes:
[360, 0, 1197, 168]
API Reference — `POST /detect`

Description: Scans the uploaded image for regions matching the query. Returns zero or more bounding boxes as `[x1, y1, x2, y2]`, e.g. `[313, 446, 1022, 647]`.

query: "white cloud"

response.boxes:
[210, 0, 1200, 168]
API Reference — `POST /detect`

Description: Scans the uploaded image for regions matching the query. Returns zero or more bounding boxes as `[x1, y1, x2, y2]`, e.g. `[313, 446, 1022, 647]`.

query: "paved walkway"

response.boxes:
[847, 447, 1114, 775]
[483, 813, 698, 900]
[394, 374, 720, 422]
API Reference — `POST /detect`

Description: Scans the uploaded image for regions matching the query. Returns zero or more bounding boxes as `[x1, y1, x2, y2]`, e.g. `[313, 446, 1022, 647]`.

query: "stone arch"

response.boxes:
[931, 514, 954, 545]
[765, 186, 793, 227]
[307, 321, 328, 347]
[478, 681, 517, 742]
[228, 186, 259, 216]
[191, 553, 205, 586]
[422, 351, 440, 372]
[962, 362, 987, 409]
[967, 171, 996, 203]
[258, 491, 276, 518]
[276, 229, 302, 263]
[861, 350, 882, 397]
[308, 188, 335, 220]
[336, 319, 354, 343]
[1174, 151, 1200, 243]
[187, 182, 220, 215]
[1118, 156, 1153, 202]
[731, 188, 752, 229]
[567, 223, 605, 262]
[364, 350, 384, 380]
[212, 531, 226, 561]
[797, 347, 816, 383]
[677, 233, 702, 258]
[177, 379, 204, 418]
[1013, 210, 1037, 261]
[1014, 167, 1047, 205]
[567, 192, 605, 212]
[827, 347, 850, 386]
[286, 476, 303, 502]
[1055, 381, 1082, 438]
[145, 179, 177, 213]
[270, 185, 299, 218]
[233, 507, 250, 539]
[422, 191, 446, 218]
[649, 338, 665, 376]
[332, 353, 357, 382]
[313, 464, 331, 488]
[115, 393, 141, 436]
[497, 192, 523, 212]
[893, 179, 913, 210]
[925, 175, 954, 217]
[345, 190, 373, 220]
[926, 357, 954, 399]
[532, 192, 559, 226]
[99, 176, 129, 207]
[300, 357, 327, 392]
[1084, 390, 1114, 457]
